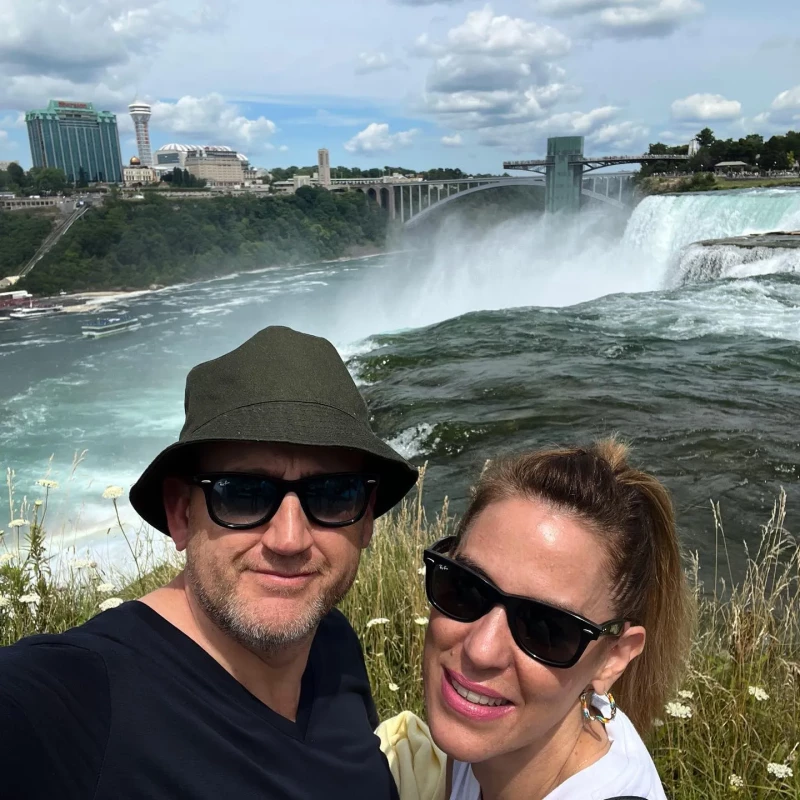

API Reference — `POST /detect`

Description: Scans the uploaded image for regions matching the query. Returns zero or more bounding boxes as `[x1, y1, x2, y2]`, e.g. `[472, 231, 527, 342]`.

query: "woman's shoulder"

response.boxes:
[548, 709, 667, 800]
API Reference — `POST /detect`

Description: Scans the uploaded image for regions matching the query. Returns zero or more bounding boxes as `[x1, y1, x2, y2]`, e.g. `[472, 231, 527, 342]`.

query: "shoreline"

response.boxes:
[44, 249, 410, 312]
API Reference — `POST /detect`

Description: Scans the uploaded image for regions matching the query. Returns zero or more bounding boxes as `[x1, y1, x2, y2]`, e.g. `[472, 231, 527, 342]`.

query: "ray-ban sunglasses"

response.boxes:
[423, 537, 627, 669]
[191, 472, 379, 530]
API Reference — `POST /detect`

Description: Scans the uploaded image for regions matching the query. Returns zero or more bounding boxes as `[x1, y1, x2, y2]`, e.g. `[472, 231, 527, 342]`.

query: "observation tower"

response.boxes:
[128, 102, 153, 167]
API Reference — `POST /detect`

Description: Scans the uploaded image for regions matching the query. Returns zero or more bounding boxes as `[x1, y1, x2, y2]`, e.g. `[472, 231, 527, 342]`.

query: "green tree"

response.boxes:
[696, 128, 716, 148]
[7, 162, 26, 190]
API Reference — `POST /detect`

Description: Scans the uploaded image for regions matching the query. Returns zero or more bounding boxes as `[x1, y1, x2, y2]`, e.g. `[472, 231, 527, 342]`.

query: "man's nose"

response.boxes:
[259, 493, 314, 556]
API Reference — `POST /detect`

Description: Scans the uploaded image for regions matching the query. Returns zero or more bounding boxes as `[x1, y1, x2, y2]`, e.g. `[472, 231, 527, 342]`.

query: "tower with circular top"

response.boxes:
[128, 102, 153, 167]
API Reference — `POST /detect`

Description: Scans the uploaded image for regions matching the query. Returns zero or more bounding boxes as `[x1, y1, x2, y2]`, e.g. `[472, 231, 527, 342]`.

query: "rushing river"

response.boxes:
[1, 188, 800, 574]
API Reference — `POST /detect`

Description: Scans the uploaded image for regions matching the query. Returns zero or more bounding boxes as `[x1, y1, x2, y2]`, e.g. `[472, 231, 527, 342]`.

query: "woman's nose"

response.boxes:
[461, 606, 515, 672]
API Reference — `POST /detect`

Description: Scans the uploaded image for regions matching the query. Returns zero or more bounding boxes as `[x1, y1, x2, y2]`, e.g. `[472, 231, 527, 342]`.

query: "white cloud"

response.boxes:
[537, 0, 703, 38]
[671, 93, 742, 121]
[0, 0, 211, 85]
[344, 123, 419, 155]
[417, 7, 576, 132]
[355, 52, 397, 75]
[477, 105, 622, 149]
[588, 120, 650, 149]
[441, 133, 464, 146]
[753, 85, 800, 129]
[150, 94, 277, 153]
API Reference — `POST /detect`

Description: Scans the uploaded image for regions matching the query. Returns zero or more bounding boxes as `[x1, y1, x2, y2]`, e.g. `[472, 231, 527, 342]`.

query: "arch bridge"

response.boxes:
[341, 172, 635, 227]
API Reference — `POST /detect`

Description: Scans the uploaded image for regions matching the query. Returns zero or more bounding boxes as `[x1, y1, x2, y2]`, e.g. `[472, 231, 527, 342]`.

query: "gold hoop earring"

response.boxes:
[580, 690, 617, 725]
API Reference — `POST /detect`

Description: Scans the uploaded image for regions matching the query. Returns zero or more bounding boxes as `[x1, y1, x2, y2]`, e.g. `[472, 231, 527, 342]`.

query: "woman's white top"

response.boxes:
[449, 708, 667, 800]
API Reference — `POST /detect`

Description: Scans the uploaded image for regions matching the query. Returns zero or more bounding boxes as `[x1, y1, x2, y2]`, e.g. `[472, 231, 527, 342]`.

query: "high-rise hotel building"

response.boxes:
[26, 100, 123, 183]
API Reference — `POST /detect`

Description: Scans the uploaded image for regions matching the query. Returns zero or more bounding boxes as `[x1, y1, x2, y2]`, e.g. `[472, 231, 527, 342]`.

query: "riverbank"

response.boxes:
[640, 173, 800, 195]
[2, 482, 798, 799]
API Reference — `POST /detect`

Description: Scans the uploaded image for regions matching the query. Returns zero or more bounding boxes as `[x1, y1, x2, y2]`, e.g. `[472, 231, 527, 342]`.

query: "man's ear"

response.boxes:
[163, 477, 192, 552]
[593, 625, 646, 695]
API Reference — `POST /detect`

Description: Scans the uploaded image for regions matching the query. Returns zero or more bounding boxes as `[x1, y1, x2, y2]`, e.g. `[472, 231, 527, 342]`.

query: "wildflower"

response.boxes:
[767, 763, 793, 780]
[102, 486, 124, 500]
[69, 558, 96, 570]
[99, 597, 124, 611]
[366, 618, 390, 629]
[9, 519, 29, 528]
[0, 552, 15, 566]
[665, 702, 692, 719]
[19, 593, 40, 605]
[96, 582, 116, 593]
[653, 718, 664, 728]
[748, 686, 769, 702]
[414, 616, 428, 626]
[728, 774, 744, 791]
[388, 683, 399, 692]
[35, 479, 59, 490]
[34, 499, 43, 507]
[678, 690, 694, 700]
[0, 595, 10, 608]
[417, 566, 426, 576]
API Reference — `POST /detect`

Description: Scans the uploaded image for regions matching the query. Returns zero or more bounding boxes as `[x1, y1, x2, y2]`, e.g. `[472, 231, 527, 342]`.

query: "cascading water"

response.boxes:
[624, 189, 800, 287]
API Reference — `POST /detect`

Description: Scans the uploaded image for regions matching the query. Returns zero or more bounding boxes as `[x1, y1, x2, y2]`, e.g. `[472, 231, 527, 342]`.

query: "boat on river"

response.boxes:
[9, 305, 65, 319]
[81, 312, 141, 338]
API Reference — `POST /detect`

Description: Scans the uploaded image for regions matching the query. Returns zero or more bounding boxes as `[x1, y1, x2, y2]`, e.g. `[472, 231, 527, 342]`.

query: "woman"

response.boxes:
[413, 439, 693, 800]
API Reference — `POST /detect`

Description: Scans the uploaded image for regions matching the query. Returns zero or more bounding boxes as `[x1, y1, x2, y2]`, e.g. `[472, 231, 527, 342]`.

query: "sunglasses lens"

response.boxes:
[513, 602, 584, 665]
[304, 475, 370, 525]
[209, 476, 278, 527]
[428, 561, 492, 622]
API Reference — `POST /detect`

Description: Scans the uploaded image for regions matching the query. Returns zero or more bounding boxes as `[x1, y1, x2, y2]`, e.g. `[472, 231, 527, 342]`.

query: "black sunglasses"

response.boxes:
[191, 472, 379, 530]
[423, 537, 627, 669]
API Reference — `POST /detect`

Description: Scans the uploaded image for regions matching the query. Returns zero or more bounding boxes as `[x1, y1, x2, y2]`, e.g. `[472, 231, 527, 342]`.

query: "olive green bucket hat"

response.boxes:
[129, 326, 418, 535]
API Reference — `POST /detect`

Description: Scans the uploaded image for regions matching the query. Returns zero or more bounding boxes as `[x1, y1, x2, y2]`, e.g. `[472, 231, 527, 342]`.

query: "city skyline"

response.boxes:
[0, 0, 797, 172]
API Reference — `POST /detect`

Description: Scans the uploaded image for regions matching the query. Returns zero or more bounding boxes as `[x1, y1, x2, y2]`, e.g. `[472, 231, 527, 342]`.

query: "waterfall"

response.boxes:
[622, 189, 800, 287]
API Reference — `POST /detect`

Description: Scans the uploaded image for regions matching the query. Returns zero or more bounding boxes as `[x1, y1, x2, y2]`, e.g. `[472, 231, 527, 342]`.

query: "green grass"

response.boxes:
[2, 472, 798, 798]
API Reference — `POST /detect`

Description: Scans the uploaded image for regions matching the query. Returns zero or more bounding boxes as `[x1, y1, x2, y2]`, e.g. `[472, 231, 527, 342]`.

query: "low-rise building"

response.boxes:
[185, 147, 245, 187]
[123, 157, 158, 186]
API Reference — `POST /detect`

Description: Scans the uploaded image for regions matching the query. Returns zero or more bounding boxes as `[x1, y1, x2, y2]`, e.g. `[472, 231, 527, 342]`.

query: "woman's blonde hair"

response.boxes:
[455, 438, 694, 735]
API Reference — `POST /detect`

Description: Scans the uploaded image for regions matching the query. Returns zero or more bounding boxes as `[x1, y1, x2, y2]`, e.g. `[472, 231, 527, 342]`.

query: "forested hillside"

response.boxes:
[18, 188, 389, 294]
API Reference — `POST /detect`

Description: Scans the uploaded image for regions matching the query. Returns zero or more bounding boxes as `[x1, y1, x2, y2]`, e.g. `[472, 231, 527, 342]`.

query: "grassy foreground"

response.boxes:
[1, 476, 798, 798]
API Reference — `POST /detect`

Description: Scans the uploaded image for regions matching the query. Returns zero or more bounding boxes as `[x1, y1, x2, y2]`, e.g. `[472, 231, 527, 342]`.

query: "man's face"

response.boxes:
[166, 442, 374, 654]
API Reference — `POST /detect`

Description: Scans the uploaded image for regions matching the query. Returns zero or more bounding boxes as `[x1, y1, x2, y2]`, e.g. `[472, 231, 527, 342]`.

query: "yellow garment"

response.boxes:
[377, 711, 447, 800]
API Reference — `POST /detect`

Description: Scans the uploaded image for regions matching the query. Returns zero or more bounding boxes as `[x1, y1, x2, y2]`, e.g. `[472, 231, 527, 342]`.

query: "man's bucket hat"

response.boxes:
[129, 326, 418, 535]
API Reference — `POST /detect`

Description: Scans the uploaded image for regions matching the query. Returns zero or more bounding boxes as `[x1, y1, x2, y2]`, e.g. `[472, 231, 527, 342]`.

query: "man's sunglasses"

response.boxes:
[423, 537, 627, 669]
[190, 472, 379, 530]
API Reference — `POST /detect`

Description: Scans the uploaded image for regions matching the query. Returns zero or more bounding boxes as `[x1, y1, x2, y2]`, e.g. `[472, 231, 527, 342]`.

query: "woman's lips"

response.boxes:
[440, 668, 515, 721]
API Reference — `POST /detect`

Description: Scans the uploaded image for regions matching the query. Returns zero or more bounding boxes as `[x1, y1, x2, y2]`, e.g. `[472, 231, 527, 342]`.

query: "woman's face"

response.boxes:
[423, 496, 632, 765]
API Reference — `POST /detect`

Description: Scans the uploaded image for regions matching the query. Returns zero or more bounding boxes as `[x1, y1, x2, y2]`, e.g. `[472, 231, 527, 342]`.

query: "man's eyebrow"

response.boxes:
[452, 552, 584, 617]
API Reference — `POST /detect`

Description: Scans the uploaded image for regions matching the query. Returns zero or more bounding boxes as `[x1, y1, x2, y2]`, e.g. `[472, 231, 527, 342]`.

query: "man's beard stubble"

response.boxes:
[185, 548, 360, 656]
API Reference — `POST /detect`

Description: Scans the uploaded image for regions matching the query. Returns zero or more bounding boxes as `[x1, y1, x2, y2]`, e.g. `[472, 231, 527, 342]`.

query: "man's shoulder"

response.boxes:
[0, 626, 110, 698]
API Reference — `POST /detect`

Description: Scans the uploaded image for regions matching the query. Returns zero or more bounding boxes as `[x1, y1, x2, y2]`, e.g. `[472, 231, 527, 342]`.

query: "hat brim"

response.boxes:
[129, 401, 418, 535]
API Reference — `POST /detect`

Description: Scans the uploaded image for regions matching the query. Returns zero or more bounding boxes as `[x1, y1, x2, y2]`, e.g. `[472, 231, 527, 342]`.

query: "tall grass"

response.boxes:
[1, 471, 798, 798]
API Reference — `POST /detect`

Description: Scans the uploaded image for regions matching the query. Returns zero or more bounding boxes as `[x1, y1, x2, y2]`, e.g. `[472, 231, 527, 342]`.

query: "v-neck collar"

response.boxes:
[128, 601, 319, 742]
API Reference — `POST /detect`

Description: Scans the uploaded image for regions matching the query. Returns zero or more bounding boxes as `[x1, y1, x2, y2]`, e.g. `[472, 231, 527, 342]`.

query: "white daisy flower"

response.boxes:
[366, 618, 390, 629]
[19, 593, 40, 605]
[102, 486, 124, 500]
[747, 686, 769, 702]
[9, 519, 29, 528]
[678, 690, 694, 700]
[728, 774, 744, 790]
[96, 582, 116, 593]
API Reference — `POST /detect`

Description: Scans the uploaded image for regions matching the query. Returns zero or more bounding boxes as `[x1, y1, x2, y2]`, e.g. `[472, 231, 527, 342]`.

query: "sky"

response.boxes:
[1, 0, 799, 172]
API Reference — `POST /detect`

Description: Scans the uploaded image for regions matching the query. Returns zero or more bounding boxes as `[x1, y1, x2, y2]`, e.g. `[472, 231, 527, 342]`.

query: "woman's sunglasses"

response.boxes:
[191, 472, 379, 530]
[423, 537, 627, 669]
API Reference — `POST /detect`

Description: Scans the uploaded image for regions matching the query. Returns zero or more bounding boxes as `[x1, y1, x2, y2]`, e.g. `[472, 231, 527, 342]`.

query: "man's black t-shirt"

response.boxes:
[0, 602, 399, 799]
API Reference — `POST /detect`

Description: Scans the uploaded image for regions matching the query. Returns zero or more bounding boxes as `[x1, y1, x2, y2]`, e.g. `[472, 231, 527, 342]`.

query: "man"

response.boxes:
[0, 326, 418, 799]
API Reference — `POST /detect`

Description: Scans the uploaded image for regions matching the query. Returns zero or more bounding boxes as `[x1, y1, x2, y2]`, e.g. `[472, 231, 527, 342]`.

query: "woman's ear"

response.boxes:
[163, 477, 192, 551]
[593, 625, 646, 695]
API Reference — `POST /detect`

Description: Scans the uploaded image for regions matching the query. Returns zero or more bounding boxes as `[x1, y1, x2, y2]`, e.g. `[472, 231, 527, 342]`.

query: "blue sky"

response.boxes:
[1, 0, 798, 172]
